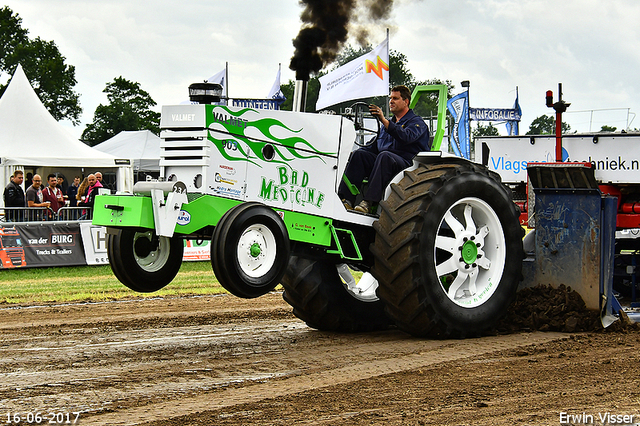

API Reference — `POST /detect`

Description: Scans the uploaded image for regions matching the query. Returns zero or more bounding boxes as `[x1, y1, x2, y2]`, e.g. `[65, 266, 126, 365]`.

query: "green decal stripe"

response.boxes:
[206, 106, 337, 162]
[208, 131, 327, 169]
[250, 117, 334, 156]
[208, 133, 261, 167]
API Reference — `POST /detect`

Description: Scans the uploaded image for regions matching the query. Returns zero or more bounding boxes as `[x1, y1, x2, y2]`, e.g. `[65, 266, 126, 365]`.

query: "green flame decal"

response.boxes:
[206, 105, 336, 168]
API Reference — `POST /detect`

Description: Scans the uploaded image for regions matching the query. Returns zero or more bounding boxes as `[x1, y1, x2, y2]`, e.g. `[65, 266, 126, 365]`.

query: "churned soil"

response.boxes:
[0, 290, 638, 426]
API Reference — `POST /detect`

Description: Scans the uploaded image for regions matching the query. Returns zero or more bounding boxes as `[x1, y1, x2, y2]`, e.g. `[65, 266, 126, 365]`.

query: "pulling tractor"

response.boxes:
[93, 84, 524, 338]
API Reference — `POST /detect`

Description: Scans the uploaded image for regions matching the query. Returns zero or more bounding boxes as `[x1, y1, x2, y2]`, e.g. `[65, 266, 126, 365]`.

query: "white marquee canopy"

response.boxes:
[0, 64, 133, 204]
[94, 130, 161, 172]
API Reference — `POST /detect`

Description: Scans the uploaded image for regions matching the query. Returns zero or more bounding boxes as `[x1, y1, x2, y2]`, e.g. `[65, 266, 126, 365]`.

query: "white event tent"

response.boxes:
[94, 130, 161, 174]
[0, 64, 133, 206]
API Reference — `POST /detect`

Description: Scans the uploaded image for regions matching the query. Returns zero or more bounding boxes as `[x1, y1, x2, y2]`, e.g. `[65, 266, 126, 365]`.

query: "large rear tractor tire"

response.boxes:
[371, 161, 524, 338]
[107, 229, 184, 293]
[211, 202, 290, 298]
[281, 256, 391, 332]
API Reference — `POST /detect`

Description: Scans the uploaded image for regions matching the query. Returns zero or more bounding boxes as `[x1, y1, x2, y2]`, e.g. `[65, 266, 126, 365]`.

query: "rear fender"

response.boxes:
[384, 152, 472, 201]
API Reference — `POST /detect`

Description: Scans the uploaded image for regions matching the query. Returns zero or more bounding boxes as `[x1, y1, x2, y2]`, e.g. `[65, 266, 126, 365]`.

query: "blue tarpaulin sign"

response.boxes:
[447, 91, 470, 159]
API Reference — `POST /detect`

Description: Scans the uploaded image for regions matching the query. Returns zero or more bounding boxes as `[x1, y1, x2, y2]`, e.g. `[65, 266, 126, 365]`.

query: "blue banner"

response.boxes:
[447, 91, 470, 159]
[470, 108, 521, 122]
[505, 92, 522, 136]
[231, 99, 284, 110]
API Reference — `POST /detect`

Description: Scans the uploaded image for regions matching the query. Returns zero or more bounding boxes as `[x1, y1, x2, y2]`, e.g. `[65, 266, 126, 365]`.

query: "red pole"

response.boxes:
[547, 83, 568, 162]
[556, 109, 563, 162]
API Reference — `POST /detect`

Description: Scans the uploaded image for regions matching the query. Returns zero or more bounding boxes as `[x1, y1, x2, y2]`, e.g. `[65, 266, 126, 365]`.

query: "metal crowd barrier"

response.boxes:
[0, 207, 92, 223]
[57, 207, 93, 221]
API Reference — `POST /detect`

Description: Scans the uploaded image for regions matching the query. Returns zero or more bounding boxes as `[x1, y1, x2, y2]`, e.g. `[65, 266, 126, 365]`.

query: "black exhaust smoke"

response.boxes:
[289, 0, 394, 82]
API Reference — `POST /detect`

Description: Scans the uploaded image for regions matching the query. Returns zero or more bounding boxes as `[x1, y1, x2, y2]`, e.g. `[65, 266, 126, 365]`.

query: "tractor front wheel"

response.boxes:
[211, 203, 290, 298]
[107, 229, 184, 292]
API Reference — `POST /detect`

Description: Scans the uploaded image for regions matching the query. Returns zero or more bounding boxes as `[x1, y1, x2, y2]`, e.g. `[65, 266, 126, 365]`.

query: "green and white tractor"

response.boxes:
[93, 85, 524, 338]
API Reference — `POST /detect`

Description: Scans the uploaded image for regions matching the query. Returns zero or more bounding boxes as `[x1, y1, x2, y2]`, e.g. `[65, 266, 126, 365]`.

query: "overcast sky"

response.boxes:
[5, 0, 640, 139]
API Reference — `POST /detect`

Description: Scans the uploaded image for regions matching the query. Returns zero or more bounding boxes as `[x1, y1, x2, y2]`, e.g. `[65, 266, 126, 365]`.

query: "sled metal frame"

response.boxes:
[525, 162, 632, 326]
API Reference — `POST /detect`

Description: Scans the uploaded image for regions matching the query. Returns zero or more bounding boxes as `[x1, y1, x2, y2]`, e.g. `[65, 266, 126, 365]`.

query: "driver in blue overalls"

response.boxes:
[338, 85, 431, 214]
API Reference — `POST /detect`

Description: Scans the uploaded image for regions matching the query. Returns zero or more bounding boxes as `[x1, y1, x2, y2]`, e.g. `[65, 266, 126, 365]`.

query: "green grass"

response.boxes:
[0, 261, 227, 305]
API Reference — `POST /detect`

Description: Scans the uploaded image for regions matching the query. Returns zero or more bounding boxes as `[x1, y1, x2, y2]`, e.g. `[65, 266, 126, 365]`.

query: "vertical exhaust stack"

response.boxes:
[293, 78, 308, 113]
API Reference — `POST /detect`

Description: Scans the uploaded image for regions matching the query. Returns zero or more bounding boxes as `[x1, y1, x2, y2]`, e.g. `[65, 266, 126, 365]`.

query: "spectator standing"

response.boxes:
[3, 170, 25, 221]
[42, 173, 66, 217]
[76, 177, 90, 220]
[56, 174, 68, 194]
[24, 172, 33, 189]
[94, 171, 111, 193]
[76, 177, 89, 203]
[26, 174, 50, 220]
[67, 176, 80, 207]
[78, 174, 104, 217]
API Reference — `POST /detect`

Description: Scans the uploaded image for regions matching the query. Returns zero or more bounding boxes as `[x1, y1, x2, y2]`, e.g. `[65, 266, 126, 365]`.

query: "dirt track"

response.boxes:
[0, 292, 639, 426]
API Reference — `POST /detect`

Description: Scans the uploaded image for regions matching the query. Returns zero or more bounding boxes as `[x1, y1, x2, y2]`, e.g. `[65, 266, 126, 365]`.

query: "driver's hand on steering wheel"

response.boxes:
[369, 104, 384, 120]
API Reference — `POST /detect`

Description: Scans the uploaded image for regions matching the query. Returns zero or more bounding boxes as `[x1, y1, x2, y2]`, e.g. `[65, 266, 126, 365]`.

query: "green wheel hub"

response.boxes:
[250, 243, 262, 258]
[461, 238, 478, 265]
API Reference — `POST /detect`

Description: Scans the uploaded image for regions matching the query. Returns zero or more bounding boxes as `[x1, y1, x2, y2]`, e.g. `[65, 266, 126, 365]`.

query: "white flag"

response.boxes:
[316, 37, 389, 110]
[207, 67, 227, 97]
[267, 65, 285, 101]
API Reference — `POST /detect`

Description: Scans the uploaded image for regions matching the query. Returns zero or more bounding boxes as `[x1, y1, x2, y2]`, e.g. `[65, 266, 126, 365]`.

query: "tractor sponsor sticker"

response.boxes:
[213, 186, 243, 197]
[220, 164, 236, 175]
[258, 166, 325, 209]
[215, 173, 237, 185]
[177, 210, 191, 226]
[292, 222, 316, 234]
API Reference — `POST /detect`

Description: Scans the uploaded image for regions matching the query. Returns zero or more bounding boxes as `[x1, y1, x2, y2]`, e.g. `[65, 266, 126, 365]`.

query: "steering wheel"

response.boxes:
[345, 102, 380, 147]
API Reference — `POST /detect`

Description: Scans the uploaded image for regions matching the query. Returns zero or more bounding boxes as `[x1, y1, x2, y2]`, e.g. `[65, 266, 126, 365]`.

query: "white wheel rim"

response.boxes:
[337, 264, 379, 302]
[237, 224, 277, 278]
[434, 197, 506, 308]
[133, 231, 171, 273]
